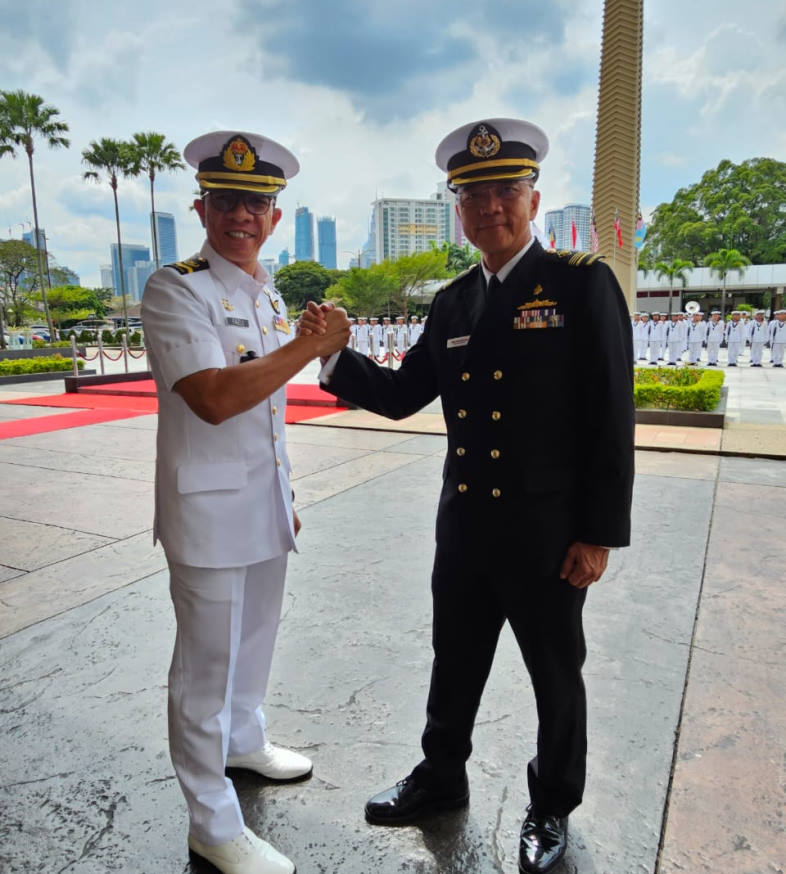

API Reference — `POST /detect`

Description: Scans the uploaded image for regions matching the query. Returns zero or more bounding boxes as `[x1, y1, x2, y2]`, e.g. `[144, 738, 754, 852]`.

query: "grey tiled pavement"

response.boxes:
[0, 361, 784, 873]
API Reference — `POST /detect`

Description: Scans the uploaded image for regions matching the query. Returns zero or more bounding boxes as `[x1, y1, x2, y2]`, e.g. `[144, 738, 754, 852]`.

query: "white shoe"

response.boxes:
[226, 742, 313, 781]
[188, 826, 294, 874]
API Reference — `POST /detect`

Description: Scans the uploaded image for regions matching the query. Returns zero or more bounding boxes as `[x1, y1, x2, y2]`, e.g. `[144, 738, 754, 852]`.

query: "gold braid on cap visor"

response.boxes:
[197, 170, 286, 193]
[448, 157, 539, 186]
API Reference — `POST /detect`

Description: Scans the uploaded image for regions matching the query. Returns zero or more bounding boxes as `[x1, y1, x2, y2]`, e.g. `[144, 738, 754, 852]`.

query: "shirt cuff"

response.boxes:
[318, 351, 341, 384]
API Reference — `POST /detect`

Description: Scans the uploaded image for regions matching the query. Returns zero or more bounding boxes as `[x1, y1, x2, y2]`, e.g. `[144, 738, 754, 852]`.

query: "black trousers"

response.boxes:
[412, 544, 588, 817]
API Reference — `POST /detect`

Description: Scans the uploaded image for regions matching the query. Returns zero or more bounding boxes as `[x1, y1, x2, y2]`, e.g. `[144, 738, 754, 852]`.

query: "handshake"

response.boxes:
[297, 300, 350, 358]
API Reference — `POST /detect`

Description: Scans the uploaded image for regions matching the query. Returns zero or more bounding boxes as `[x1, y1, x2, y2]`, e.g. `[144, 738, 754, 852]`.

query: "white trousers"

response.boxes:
[727, 341, 741, 364]
[687, 341, 703, 364]
[706, 341, 721, 364]
[772, 343, 785, 366]
[167, 555, 288, 844]
[667, 341, 682, 364]
[750, 342, 764, 364]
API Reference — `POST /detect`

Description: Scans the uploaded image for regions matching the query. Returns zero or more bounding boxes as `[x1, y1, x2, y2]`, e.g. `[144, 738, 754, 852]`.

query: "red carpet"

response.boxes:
[0, 382, 345, 439]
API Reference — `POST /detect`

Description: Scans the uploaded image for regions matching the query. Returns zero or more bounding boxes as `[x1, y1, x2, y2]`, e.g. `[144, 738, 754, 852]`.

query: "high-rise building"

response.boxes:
[151, 212, 178, 267]
[111, 243, 152, 302]
[100, 264, 114, 290]
[370, 185, 458, 263]
[317, 216, 337, 269]
[22, 227, 46, 251]
[278, 249, 290, 268]
[260, 258, 278, 278]
[294, 207, 314, 261]
[544, 204, 591, 251]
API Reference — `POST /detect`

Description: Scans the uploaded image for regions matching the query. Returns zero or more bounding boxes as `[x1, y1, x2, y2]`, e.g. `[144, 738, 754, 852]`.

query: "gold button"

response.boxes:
[457, 409, 467, 419]
[492, 488, 501, 498]
[255, 300, 261, 308]
[493, 370, 503, 380]
[272, 405, 278, 414]
[456, 447, 466, 456]
[458, 483, 468, 493]
[276, 458, 281, 467]
[492, 410, 501, 421]
[490, 449, 500, 459]
[274, 433, 279, 441]
[461, 372, 470, 382]
[262, 326, 268, 335]
[236, 343, 245, 353]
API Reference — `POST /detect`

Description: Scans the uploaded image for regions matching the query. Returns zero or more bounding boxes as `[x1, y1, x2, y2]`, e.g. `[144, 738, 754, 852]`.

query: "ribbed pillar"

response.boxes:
[591, 0, 644, 309]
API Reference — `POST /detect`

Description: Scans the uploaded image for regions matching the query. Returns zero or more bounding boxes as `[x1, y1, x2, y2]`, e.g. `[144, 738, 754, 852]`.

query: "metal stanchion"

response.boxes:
[70, 335, 79, 377]
[121, 333, 129, 373]
[97, 332, 106, 375]
[387, 331, 395, 369]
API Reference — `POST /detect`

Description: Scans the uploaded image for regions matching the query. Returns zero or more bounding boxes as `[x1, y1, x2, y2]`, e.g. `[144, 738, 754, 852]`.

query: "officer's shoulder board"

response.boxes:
[166, 257, 210, 275]
[438, 263, 480, 293]
[543, 249, 604, 267]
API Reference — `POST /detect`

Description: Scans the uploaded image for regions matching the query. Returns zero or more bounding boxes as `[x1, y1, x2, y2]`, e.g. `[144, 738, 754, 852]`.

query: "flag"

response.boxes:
[590, 214, 599, 252]
[548, 223, 556, 248]
[614, 211, 623, 248]
[570, 220, 577, 249]
[634, 212, 647, 250]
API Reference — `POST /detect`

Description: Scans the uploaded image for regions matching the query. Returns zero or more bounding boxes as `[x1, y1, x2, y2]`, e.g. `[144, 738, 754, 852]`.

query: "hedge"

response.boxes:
[634, 367, 724, 412]
[0, 355, 84, 376]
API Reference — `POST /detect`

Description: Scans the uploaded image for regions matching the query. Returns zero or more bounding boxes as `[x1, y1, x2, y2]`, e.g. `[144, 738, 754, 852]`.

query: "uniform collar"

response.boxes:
[480, 236, 537, 286]
[199, 242, 271, 295]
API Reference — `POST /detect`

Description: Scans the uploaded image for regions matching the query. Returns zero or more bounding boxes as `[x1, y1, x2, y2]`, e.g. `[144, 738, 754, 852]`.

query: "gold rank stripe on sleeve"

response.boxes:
[545, 250, 605, 267]
[167, 258, 210, 275]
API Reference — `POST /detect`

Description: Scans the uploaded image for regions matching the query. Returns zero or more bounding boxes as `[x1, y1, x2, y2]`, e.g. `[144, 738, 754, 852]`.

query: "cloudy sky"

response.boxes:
[1, 0, 784, 286]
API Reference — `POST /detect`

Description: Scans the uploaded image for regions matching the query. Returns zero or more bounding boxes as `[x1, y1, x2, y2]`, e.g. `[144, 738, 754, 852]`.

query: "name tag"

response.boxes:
[273, 315, 291, 334]
[447, 335, 470, 349]
[225, 317, 249, 327]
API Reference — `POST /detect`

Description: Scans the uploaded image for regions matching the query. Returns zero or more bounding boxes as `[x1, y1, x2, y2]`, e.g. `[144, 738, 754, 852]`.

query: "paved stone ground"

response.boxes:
[0, 361, 784, 874]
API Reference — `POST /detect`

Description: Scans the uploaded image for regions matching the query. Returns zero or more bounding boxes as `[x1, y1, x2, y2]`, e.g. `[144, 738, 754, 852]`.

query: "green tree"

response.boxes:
[82, 138, 137, 330]
[640, 158, 786, 265]
[0, 239, 41, 341]
[389, 250, 449, 316]
[274, 261, 334, 312]
[654, 258, 693, 316]
[40, 285, 95, 328]
[433, 241, 480, 274]
[326, 262, 398, 316]
[128, 132, 185, 269]
[0, 90, 70, 340]
[704, 248, 751, 319]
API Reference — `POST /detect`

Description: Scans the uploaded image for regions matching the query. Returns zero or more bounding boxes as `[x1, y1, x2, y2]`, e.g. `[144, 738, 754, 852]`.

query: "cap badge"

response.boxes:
[222, 137, 257, 173]
[468, 124, 501, 159]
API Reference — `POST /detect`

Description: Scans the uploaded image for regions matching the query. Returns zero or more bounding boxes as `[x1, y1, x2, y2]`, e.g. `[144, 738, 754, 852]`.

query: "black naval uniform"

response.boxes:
[322, 238, 634, 816]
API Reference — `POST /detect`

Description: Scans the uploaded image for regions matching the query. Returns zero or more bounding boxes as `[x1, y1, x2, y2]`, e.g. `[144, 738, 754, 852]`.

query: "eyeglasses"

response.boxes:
[205, 190, 275, 215]
[457, 181, 530, 208]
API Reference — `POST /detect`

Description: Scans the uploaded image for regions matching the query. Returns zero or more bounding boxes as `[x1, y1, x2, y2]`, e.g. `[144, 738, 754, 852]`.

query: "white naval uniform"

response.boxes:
[370, 321, 384, 357]
[665, 319, 685, 364]
[770, 319, 786, 366]
[356, 321, 371, 356]
[408, 320, 423, 346]
[141, 242, 297, 846]
[687, 320, 707, 364]
[648, 318, 666, 363]
[705, 319, 725, 364]
[394, 322, 408, 354]
[634, 319, 650, 360]
[748, 319, 768, 365]
[725, 320, 745, 365]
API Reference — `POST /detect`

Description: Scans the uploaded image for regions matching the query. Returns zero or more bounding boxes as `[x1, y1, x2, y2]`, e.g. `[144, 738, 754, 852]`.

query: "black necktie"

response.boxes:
[486, 274, 501, 303]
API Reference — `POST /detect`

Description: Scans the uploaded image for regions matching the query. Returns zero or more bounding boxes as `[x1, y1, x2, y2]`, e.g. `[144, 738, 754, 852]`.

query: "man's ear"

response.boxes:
[193, 198, 206, 227]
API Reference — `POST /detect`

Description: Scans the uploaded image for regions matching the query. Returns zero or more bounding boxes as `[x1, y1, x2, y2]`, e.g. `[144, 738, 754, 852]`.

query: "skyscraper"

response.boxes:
[111, 243, 152, 302]
[278, 249, 290, 268]
[151, 212, 178, 267]
[317, 216, 337, 269]
[543, 204, 591, 251]
[370, 185, 457, 263]
[100, 264, 114, 290]
[294, 207, 314, 261]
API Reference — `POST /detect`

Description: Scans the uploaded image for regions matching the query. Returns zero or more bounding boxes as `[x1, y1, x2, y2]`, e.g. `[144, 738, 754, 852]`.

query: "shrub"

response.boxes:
[634, 367, 724, 411]
[0, 355, 84, 376]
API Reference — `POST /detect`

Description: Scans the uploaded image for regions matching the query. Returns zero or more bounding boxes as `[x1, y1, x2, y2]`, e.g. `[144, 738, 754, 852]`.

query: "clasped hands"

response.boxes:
[297, 301, 348, 356]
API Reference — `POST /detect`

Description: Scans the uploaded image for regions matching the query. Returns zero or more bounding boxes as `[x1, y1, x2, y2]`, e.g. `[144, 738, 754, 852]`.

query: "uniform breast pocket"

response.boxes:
[217, 321, 260, 364]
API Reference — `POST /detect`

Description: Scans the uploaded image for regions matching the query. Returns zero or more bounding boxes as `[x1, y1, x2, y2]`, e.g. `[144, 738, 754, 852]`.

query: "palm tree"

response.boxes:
[654, 258, 693, 316]
[82, 138, 136, 330]
[128, 132, 185, 269]
[704, 248, 751, 319]
[0, 90, 69, 340]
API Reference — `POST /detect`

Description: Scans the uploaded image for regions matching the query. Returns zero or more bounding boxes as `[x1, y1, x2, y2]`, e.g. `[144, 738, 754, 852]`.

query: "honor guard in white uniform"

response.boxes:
[141, 130, 350, 874]
[648, 313, 665, 364]
[348, 316, 357, 348]
[355, 315, 371, 356]
[409, 315, 423, 346]
[634, 313, 650, 361]
[748, 311, 768, 366]
[705, 311, 724, 365]
[686, 312, 707, 364]
[665, 313, 684, 365]
[769, 310, 786, 366]
[369, 315, 383, 358]
[725, 311, 745, 366]
[394, 315, 408, 354]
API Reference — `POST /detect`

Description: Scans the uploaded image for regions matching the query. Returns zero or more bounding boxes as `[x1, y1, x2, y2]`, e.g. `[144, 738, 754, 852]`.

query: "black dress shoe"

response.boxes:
[518, 806, 568, 873]
[364, 773, 469, 825]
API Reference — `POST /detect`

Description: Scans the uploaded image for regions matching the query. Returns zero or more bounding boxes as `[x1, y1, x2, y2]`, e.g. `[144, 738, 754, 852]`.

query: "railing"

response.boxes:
[70, 334, 147, 377]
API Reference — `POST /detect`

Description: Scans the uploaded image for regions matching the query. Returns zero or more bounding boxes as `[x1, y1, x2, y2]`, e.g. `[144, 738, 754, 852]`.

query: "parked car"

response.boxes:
[27, 325, 53, 341]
